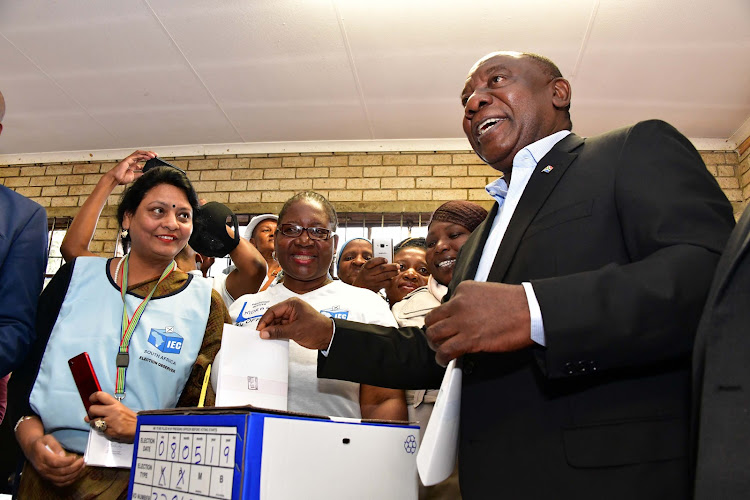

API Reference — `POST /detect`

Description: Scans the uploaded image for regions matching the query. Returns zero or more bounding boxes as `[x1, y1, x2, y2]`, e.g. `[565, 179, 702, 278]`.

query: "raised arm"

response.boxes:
[224, 226, 268, 299]
[60, 150, 155, 261]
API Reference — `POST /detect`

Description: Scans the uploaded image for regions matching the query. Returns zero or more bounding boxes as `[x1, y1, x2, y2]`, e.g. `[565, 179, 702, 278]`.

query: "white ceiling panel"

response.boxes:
[226, 102, 371, 142]
[367, 98, 464, 139]
[0, 0, 748, 157]
[2, 112, 117, 155]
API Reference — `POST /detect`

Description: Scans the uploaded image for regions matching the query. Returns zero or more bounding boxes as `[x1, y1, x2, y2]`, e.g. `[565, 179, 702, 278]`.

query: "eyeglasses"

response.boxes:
[278, 223, 333, 240]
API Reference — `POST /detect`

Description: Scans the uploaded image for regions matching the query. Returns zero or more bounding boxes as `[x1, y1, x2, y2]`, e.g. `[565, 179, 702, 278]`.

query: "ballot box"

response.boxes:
[127, 406, 419, 500]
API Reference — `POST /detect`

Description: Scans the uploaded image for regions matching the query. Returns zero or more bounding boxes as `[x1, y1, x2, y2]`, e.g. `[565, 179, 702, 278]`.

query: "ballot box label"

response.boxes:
[131, 425, 236, 499]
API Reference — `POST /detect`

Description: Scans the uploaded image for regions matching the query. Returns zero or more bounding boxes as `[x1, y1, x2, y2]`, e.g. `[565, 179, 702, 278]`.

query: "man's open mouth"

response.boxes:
[477, 117, 503, 137]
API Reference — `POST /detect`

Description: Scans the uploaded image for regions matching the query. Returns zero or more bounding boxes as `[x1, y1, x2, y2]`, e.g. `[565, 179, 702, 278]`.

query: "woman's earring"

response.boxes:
[271, 251, 277, 262]
[120, 228, 129, 239]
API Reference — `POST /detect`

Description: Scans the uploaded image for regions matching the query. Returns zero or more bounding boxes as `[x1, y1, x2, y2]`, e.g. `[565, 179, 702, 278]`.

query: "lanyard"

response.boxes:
[115, 254, 176, 400]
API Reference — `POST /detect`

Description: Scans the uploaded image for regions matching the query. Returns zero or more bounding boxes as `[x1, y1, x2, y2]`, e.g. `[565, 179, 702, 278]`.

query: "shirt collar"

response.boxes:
[484, 129, 571, 198]
[523, 129, 571, 165]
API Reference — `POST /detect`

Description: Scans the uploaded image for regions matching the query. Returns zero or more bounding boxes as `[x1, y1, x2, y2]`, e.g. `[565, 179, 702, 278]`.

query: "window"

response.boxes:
[45, 217, 72, 288]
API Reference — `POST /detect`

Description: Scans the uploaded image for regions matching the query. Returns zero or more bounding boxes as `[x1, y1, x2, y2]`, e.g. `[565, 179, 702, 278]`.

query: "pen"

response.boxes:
[198, 364, 211, 408]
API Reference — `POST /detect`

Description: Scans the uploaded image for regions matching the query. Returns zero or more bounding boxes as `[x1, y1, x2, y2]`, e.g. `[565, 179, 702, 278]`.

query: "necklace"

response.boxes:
[114, 253, 129, 288]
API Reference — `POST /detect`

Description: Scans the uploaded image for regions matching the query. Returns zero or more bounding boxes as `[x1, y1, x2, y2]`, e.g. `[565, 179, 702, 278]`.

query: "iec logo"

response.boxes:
[148, 327, 183, 354]
[320, 309, 349, 320]
[404, 435, 417, 454]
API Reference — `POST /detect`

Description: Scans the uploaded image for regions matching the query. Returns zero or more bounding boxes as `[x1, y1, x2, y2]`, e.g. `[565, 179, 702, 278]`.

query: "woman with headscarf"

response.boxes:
[390, 200, 488, 500]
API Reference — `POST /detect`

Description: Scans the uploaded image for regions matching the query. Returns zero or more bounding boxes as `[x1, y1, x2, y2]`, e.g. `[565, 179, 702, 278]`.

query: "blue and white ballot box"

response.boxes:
[128, 406, 419, 500]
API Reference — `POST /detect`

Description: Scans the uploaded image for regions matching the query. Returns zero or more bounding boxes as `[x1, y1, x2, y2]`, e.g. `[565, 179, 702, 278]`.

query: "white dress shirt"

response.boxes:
[473, 130, 571, 346]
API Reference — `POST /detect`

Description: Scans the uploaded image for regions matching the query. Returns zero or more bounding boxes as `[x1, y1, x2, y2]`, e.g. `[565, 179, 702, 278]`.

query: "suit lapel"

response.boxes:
[712, 207, 750, 299]
[486, 133, 584, 283]
[444, 202, 498, 302]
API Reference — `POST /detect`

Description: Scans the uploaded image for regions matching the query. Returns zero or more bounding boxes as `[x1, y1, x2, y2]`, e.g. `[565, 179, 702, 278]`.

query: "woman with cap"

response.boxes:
[390, 200, 488, 500]
[244, 214, 282, 291]
[60, 151, 267, 307]
[10, 151, 230, 497]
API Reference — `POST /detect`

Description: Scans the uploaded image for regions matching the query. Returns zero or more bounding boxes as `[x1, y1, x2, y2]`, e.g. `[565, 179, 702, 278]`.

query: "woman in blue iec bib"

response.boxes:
[10, 152, 229, 498]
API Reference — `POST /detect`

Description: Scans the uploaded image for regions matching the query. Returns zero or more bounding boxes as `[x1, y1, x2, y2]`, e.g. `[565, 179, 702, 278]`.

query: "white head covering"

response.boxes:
[243, 213, 278, 241]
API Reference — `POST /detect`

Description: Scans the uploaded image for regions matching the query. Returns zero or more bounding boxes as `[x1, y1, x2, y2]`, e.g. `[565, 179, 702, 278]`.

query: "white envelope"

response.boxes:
[215, 324, 289, 410]
[416, 358, 462, 486]
[83, 429, 134, 468]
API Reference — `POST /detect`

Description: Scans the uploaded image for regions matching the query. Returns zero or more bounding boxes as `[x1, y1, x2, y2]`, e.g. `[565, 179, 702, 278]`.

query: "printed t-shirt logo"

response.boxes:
[235, 301, 265, 325]
[320, 308, 349, 320]
[148, 327, 183, 354]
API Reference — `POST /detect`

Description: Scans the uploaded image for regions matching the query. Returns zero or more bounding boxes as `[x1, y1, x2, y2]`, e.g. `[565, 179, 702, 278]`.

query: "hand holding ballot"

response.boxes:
[257, 297, 335, 351]
[257, 282, 533, 368]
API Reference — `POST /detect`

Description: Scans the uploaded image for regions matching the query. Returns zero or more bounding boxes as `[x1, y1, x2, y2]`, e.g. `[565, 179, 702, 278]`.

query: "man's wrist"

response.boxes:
[320, 318, 336, 356]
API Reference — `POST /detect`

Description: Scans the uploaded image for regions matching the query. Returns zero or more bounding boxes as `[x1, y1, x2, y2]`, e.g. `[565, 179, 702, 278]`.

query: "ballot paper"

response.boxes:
[416, 358, 462, 486]
[215, 324, 289, 410]
[83, 429, 134, 468]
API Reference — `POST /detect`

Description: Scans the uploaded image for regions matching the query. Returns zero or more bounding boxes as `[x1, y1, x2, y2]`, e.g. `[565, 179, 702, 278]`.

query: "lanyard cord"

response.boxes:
[115, 254, 176, 400]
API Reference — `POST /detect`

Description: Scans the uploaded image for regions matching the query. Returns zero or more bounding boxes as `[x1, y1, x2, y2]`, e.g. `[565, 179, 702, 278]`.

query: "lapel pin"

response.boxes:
[541, 165, 554, 174]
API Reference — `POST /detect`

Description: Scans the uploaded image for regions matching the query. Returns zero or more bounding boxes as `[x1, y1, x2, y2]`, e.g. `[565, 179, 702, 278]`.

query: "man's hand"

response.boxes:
[85, 392, 138, 442]
[424, 281, 533, 366]
[25, 434, 85, 487]
[108, 150, 156, 185]
[257, 298, 334, 351]
[351, 257, 399, 292]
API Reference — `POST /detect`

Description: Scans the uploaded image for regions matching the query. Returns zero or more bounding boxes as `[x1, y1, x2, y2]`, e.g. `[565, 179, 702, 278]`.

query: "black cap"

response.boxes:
[188, 202, 240, 257]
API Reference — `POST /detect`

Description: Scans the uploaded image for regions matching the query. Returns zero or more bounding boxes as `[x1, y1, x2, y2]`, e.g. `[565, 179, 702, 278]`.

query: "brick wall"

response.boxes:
[737, 137, 750, 212]
[0, 148, 744, 257]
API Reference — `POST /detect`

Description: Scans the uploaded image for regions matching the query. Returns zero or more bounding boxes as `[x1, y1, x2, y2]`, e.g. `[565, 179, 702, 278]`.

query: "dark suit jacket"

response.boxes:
[692, 204, 750, 498]
[321, 120, 734, 499]
[0, 185, 47, 377]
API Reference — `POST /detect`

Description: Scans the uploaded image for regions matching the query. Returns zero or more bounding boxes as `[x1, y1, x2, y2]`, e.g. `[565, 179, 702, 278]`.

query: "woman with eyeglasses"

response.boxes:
[226, 192, 407, 420]
[9, 153, 230, 498]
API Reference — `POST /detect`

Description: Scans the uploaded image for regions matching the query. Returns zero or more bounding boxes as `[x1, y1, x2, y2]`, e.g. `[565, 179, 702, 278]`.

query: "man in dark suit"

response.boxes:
[0, 89, 49, 378]
[692, 204, 750, 498]
[256, 52, 735, 498]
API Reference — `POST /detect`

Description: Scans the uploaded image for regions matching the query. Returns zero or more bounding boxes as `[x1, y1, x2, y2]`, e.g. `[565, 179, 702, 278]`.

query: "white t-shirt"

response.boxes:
[228, 280, 397, 418]
[189, 270, 233, 307]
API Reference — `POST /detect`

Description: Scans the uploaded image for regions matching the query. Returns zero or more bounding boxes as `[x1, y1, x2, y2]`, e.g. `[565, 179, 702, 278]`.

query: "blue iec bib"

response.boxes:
[30, 257, 212, 453]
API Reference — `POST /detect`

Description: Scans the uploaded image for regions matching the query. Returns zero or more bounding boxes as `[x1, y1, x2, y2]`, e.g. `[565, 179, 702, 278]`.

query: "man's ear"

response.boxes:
[332, 234, 339, 255]
[551, 77, 571, 110]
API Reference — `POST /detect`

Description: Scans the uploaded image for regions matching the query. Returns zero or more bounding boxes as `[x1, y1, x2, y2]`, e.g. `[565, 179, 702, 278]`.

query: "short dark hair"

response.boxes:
[521, 52, 571, 124]
[394, 237, 426, 255]
[522, 53, 562, 79]
[117, 166, 199, 253]
[278, 191, 338, 230]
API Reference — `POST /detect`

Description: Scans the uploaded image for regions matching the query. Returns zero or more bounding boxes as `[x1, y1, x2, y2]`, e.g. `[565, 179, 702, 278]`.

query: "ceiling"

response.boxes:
[1, 0, 749, 161]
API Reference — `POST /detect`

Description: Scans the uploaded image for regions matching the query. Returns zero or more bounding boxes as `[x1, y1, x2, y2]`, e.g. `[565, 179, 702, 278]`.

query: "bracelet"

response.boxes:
[13, 415, 35, 433]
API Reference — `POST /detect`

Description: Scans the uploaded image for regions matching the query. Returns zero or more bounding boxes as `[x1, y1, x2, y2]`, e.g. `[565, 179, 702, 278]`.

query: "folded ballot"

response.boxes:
[215, 324, 289, 410]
